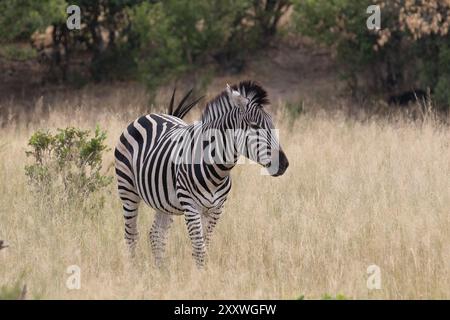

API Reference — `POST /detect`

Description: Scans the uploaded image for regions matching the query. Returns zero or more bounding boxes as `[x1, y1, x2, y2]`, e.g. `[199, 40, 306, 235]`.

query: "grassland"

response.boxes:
[0, 91, 449, 299]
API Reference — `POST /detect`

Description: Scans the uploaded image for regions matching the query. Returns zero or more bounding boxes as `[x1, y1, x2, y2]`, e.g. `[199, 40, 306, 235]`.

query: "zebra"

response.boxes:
[114, 81, 289, 268]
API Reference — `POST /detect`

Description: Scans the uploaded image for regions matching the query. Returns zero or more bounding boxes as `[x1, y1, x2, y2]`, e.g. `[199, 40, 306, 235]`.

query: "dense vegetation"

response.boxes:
[0, 0, 449, 109]
[25, 126, 112, 213]
[0, 0, 290, 88]
[293, 0, 450, 108]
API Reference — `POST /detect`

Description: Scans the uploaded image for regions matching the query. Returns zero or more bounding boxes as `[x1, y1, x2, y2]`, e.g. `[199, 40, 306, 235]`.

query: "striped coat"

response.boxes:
[115, 81, 289, 267]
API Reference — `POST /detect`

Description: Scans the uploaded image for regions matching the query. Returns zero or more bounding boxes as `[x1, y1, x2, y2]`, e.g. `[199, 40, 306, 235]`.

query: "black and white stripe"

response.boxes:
[114, 81, 289, 267]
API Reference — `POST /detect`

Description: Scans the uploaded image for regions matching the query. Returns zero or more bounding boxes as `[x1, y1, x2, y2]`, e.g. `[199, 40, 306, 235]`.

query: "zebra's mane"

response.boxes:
[202, 81, 269, 121]
[231, 80, 270, 106]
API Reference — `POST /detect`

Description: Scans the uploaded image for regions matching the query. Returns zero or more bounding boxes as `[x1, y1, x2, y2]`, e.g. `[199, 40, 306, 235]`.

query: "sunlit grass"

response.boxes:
[0, 97, 449, 299]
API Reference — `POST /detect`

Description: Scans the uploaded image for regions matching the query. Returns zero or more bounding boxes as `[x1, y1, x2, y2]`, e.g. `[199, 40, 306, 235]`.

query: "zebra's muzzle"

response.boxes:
[267, 149, 289, 177]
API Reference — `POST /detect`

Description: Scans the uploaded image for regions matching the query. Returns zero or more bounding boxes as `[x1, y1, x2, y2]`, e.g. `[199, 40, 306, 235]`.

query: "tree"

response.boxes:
[252, 0, 292, 39]
[292, 0, 450, 109]
[0, 0, 66, 42]
[130, 0, 292, 90]
[0, 0, 291, 89]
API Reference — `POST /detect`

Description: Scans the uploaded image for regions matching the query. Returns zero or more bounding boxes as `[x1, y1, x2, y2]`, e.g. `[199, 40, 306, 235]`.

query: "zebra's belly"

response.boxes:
[134, 146, 184, 215]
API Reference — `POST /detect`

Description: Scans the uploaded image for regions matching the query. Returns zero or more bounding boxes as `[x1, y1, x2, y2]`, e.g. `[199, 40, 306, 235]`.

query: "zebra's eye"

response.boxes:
[249, 122, 259, 130]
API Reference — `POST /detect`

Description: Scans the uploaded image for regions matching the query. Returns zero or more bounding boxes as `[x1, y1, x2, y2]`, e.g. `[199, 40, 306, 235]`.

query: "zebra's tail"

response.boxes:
[168, 88, 204, 119]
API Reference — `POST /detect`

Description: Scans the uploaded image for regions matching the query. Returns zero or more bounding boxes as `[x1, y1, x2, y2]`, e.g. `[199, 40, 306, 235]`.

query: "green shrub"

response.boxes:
[1, 0, 290, 89]
[0, 44, 37, 61]
[129, 0, 242, 91]
[0, 0, 66, 42]
[434, 76, 450, 107]
[294, 293, 349, 300]
[292, 0, 450, 110]
[293, 0, 404, 94]
[0, 281, 26, 300]
[285, 100, 304, 124]
[25, 126, 112, 212]
[129, 0, 290, 92]
[321, 293, 348, 300]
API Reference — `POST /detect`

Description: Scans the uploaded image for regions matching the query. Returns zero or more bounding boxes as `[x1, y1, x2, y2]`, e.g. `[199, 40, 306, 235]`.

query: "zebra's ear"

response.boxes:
[226, 84, 248, 112]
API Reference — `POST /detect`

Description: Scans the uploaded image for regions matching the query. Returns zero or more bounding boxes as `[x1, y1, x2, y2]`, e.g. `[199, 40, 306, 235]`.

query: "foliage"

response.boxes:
[284, 100, 304, 124]
[292, 0, 450, 109]
[129, 1, 191, 90]
[0, 0, 291, 89]
[0, 44, 37, 61]
[69, 0, 145, 81]
[0, 283, 23, 300]
[25, 126, 112, 212]
[0, 276, 26, 300]
[293, 0, 403, 94]
[294, 293, 349, 300]
[0, 0, 66, 42]
[129, 0, 291, 91]
[321, 293, 348, 300]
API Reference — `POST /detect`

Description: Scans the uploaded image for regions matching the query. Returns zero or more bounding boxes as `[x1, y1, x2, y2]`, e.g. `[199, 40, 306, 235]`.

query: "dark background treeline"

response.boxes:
[0, 0, 449, 111]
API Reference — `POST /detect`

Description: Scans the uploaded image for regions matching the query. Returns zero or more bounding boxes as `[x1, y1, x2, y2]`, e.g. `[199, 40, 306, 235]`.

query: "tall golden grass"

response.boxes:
[0, 92, 449, 299]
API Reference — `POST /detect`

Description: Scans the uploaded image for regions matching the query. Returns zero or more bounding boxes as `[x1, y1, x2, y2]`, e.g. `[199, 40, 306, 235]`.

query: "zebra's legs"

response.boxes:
[185, 210, 206, 268]
[149, 211, 173, 267]
[122, 199, 141, 257]
[202, 210, 222, 250]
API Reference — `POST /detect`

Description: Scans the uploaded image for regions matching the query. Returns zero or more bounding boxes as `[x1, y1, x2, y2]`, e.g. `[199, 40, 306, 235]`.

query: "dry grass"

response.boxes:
[0, 94, 449, 300]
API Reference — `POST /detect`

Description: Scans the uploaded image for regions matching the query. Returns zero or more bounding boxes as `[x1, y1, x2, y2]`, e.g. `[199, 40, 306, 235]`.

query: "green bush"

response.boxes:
[0, 0, 66, 42]
[129, 0, 290, 92]
[25, 126, 112, 211]
[321, 293, 348, 300]
[294, 293, 349, 300]
[293, 0, 404, 94]
[284, 100, 304, 124]
[1, 0, 290, 89]
[292, 0, 450, 110]
[429, 44, 450, 107]
[129, 0, 246, 91]
[0, 44, 38, 61]
[0, 280, 26, 300]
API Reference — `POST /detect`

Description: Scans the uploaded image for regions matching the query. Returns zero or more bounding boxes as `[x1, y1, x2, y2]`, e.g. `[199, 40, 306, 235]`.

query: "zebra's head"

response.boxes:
[226, 81, 289, 177]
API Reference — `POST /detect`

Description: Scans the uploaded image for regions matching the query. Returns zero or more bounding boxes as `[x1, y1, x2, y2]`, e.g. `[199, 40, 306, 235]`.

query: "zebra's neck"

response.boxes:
[189, 99, 241, 182]
[201, 92, 236, 124]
